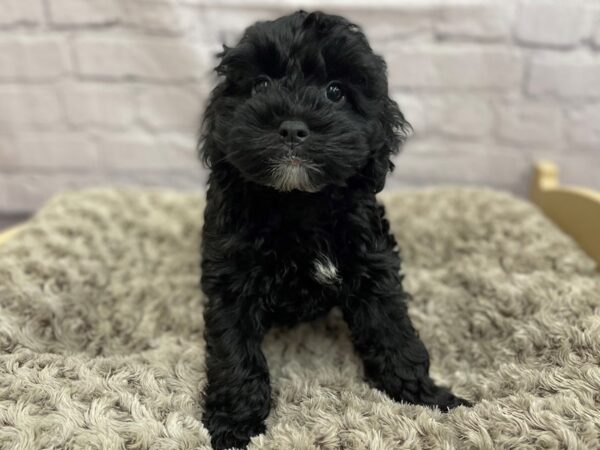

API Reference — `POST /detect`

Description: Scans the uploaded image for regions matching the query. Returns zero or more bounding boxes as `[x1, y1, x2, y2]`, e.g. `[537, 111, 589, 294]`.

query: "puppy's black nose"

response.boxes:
[279, 120, 309, 146]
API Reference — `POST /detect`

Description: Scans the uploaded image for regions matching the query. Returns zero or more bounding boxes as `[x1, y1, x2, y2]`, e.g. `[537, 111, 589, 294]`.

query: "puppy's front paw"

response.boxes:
[389, 377, 472, 412]
[425, 384, 472, 412]
[434, 390, 472, 412]
[204, 415, 266, 450]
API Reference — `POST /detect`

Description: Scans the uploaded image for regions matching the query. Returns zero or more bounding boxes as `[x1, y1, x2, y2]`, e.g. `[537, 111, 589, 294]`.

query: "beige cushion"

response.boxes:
[0, 187, 599, 448]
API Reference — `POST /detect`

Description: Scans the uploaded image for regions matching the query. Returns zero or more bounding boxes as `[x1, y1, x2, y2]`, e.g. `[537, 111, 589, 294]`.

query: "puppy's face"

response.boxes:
[201, 11, 407, 193]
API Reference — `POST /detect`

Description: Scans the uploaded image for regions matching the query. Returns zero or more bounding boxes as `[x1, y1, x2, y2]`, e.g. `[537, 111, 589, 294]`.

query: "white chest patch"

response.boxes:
[313, 255, 340, 285]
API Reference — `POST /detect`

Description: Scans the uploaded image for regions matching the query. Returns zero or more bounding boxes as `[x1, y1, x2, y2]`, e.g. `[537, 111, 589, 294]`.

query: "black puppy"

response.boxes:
[199, 11, 470, 449]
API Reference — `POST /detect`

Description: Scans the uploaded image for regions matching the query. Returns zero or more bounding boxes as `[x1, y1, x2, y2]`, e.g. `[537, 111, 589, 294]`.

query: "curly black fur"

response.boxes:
[198, 11, 471, 449]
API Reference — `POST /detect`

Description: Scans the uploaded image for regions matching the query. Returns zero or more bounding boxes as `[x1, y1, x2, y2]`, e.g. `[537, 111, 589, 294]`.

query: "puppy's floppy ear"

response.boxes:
[362, 93, 409, 193]
[197, 46, 231, 168]
[213, 44, 251, 83]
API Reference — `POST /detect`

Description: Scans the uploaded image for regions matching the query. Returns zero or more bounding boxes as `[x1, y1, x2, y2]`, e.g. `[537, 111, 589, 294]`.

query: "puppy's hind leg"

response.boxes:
[202, 299, 271, 450]
[341, 269, 471, 411]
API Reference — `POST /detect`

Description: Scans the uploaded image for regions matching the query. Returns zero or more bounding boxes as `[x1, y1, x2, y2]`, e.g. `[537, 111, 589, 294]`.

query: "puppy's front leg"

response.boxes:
[342, 276, 471, 411]
[202, 299, 270, 449]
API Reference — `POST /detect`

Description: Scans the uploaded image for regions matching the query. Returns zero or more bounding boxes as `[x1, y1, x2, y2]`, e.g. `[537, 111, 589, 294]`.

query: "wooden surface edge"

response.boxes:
[0, 225, 23, 247]
[531, 160, 600, 271]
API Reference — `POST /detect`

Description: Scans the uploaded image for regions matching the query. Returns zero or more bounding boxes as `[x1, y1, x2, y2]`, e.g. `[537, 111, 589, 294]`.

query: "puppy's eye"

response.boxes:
[253, 76, 271, 94]
[326, 81, 344, 102]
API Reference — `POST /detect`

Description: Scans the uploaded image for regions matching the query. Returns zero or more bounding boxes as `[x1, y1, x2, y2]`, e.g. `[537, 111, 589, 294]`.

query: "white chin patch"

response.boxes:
[269, 164, 318, 193]
[313, 255, 341, 285]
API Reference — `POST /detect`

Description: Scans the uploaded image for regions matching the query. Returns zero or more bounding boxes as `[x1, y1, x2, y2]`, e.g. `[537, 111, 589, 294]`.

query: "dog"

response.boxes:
[198, 11, 471, 449]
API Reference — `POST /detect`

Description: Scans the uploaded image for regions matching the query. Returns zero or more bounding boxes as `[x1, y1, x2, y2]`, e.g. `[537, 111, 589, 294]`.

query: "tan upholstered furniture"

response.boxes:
[531, 161, 600, 270]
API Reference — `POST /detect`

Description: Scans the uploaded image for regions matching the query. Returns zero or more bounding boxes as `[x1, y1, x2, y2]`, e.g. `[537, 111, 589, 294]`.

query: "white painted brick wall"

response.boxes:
[0, 0, 44, 27]
[594, 10, 600, 48]
[98, 134, 196, 171]
[138, 86, 207, 131]
[435, 2, 514, 41]
[515, 1, 589, 48]
[0, 0, 599, 216]
[386, 47, 523, 90]
[0, 86, 65, 130]
[434, 96, 494, 138]
[46, 0, 123, 27]
[125, 1, 205, 35]
[0, 37, 70, 80]
[495, 102, 564, 146]
[566, 104, 600, 149]
[527, 56, 600, 99]
[0, 134, 99, 169]
[62, 84, 138, 130]
[73, 36, 213, 81]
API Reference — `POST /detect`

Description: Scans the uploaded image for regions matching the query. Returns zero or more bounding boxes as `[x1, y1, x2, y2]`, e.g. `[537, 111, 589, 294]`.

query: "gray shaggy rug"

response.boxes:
[1, 188, 599, 450]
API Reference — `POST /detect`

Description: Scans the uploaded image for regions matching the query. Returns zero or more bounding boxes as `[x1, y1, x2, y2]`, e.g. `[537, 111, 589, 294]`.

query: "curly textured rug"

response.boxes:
[1, 188, 599, 450]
